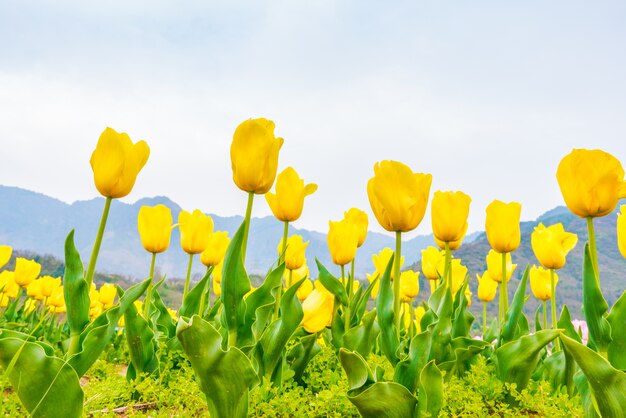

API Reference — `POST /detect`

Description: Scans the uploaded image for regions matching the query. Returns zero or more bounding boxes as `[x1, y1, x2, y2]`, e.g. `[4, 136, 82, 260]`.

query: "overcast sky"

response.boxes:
[1, 1, 625, 238]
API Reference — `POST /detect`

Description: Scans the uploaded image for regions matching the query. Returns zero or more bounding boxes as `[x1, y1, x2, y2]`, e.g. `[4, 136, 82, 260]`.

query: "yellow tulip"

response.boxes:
[431, 191, 471, 247]
[434, 236, 463, 251]
[415, 306, 426, 333]
[402, 303, 413, 330]
[38, 276, 61, 299]
[286, 263, 310, 288]
[367, 160, 432, 232]
[465, 286, 473, 307]
[13, 258, 41, 287]
[90, 302, 103, 319]
[366, 272, 380, 299]
[301, 281, 334, 333]
[530, 266, 556, 301]
[372, 247, 404, 280]
[296, 278, 314, 302]
[168, 308, 178, 321]
[47, 285, 65, 309]
[476, 272, 498, 303]
[265, 167, 317, 222]
[327, 219, 359, 266]
[0, 245, 12, 269]
[619, 205, 626, 259]
[90, 127, 150, 199]
[557, 149, 626, 218]
[213, 280, 222, 297]
[449, 259, 468, 294]
[0, 294, 9, 308]
[486, 250, 516, 283]
[89, 285, 100, 309]
[230, 118, 284, 194]
[485, 200, 522, 253]
[421, 246, 445, 281]
[400, 270, 419, 302]
[98, 283, 117, 309]
[213, 259, 224, 285]
[137, 204, 173, 254]
[531, 223, 578, 270]
[134, 300, 143, 315]
[26, 280, 42, 299]
[178, 209, 214, 255]
[344, 208, 369, 248]
[200, 231, 231, 267]
[278, 235, 309, 271]
[24, 298, 38, 314]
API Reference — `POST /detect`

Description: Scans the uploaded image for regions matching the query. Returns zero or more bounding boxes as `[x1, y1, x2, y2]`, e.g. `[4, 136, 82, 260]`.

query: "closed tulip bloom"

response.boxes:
[213, 259, 224, 286]
[287, 263, 309, 287]
[449, 259, 468, 294]
[98, 283, 117, 309]
[47, 285, 65, 309]
[465, 286, 473, 307]
[476, 272, 498, 303]
[39, 276, 61, 298]
[13, 258, 41, 287]
[231, 118, 284, 194]
[179, 209, 214, 255]
[26, 280, 42, 299]
[434, 236, 463, 251]
[617, 205, 626, 259]
[373, 248, 404, 280]
[90, 127, 150, 199]
[0, 245, 12, 269]
[266, 167, 317, 222]
[421, 246, 445, 281]
[367, 161, 432, 232]
[278, 235, 309, 270]
[415, 306, 426, 333]
[0, 271, 19, 298]
[296, 278, 314, 301]
[531, 223, 578, 270]
[327, 219, 359, 266]
[485, 200, 522, 253]
[486, 250, 517, 283]
[557, 149, 626, 218]
[89, 285, 100, 309]
[344, 208, 369, 248]
[301, 281, 334, 333]
[366, 271, 381, 299]
[530, 266, 556, 301]
[137, 204, 173, 254]
[431, 191, 471, 246]
[400, 270, 420, 302]
[200, 231, 231, 267]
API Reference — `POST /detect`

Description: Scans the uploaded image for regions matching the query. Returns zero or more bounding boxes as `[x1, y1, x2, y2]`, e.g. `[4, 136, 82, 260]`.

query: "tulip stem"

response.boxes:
[393, 231, 402, 337]
[498, 283, 502, 325]
[586, 217, 600, 284]
[273, 221, 289, 321]
[143, 252, 157, 318]
[550, 268, 560, 351]
[183, 253, 194, 301]
[241, 192, 255, 264]
[343, 265, 350, 332]
[199, 266, 211, 316]
[501, 252, 508, 314]
[543, 301, 547, 331]
[483, 302, 487, 337]
[444, 242, 451, 291]
[85, 196, 112, 289]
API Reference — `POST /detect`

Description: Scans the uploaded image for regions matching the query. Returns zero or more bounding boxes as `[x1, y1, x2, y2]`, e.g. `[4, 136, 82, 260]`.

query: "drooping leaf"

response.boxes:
[288, 332, 321, 383]
[393, 330, 431, 393]
[151, 288, 176, 339]
[438, 337, 490, 378]
[417, 360, 444, 418]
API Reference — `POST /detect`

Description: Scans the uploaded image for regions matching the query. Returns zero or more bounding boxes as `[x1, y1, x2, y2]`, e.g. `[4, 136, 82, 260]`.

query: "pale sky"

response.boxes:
[1, 1, 625, 238]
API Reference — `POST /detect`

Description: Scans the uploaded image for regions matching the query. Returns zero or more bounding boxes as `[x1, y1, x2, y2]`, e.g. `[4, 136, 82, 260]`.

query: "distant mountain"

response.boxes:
[0, 185, 434, 279]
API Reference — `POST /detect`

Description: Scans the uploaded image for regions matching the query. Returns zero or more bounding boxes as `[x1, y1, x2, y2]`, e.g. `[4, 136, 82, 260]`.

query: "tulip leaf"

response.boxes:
[288, 332, 321, 383]
[428, 288, 453, 363]
[582, 243, 612, 354]
[316, 259, 349, 307]
[558, 305, 582, 343]
[500, 265, 529, 345]
[340, 349, 375, 391]
[543, 350, 575, 396]
[354, 277, 377, 325]
[560, 333, 626, 417]
[123, 294, 158, 380]
[394, 330, 431, 393]
[68, 277, 151, 377]
[152, 288, 177, 339]
[428, 282, 447, 314]
[495, 329, 560, 390]
[376, 255, 399, 365]
[0, 337, 83, 418]
[452, 279, 474, 339]
[417, 360, 444, 418]
[177, 315, 258, 418]
[179, 268, 212, 318]
[574, 371, 600, 418]
[534, 306, 543, 333]
[438, 337, 490, 378]
[344, 309, 381, 359]
[607, 290, 626, 370]
[62, 230, 90, 337]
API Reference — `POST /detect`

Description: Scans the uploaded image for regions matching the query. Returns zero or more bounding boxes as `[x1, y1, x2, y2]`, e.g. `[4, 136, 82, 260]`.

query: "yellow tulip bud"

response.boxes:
[402, 303, 412, 330]
[421, 246, 445, 281]
[485, 200, 522, 253]
[367, 160, 432, 232]
[618, 205, 626, 259]
[137, 204, 173, 254]
[1, 271, 19, 299]
[415, 306, 426, 333]
[265, 167, 317, 222]
[213, 259, 224, 285]
[90, 127, 150, 199]
[434, 236, 463, 251]
[13, 258, 41, 287]
[286, 263, 310, 288]
[476, 272, 498, 303]
[366, 272, 380, 299]
[530, 266, 556, 302]
[431, 190, 471, 247]
[327, 219, 359, 266]
[449, 259, 468, 295]
[373, 247, 404, 280]
[301, 281, 334, 333]
[400, 270, 420, 302]
[26, 280, 43, 299]
[557, 149, 626, 218]
[39, 276, 61, 299]
[343, 208, 368, 248]
[486, 250, 517, 283]
[0, 245, 12, 269]
[531, 223, 578, 270]
[24, 299, 38, 314]
[465, 285, 473, 308]
[200, 231, 231, 267]
[89, 285, 100, 309]
[0, 294, 10, 308]
[296, 278, 314, 302]
[230, 118, 284, 194]
[168, 308, 178, 321]
[278, 235, 309, 271]
[98, 283, 117, 309]
[178, 209, 214, 255]
[48, 285, 65, 309]
[90, 302, 103, 319]
[213, 279, 222, 297]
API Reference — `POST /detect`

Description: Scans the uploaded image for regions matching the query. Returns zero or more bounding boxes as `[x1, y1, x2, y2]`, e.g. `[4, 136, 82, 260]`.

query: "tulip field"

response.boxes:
[2, 119, 626, 418]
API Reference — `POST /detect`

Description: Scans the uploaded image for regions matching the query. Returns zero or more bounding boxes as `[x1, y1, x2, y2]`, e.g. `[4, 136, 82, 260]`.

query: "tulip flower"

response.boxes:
[138, 204, 173, 254]
[286, 263, 309, 288]
[38, 276, 61, 299]
[372, 248, 403, 280]
[476, 272, 498, 303]
[301, 281, 334, 333]
[486, 250, 516, 283]
[619, 205, 626, 259]
[296, 278, 314, 302]
[0, 272, 19, 299]
[266, 167, 317, 223]
[27, 279, 43, 299]
[530, 265, 558, 331]
[449, 259, 468, 295]
[327, 219, 359, 267]
[465, 286, 472, 308]
[0, 294, 9, 308]
[344, 208, 368, 248]
[278, 235, 309, 271]
[98, 283, 117, 309]
[13, 258, 41, 288]
[47, 285, 66, 313]
[0, 245, 12, 269]
[531, 223, 578, 270]
[431, 190, 471, 246]
[399, 270, 420, 302]
[200, 231, 231, 267]
[421, 246, 445, 283]
[485, 200, 522, 254]
[179, 209, 214, 299]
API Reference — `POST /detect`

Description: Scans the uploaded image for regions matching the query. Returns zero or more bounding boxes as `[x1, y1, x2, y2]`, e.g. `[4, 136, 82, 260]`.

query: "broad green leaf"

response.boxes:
[344, 309, 381, 358]
[179, 268, 212, 318]
[582, 243, 611, 353]
[339, 349, 375, 391]
[354, 277, 377, 325]
[574, 371, 600, 418]
[62, 230, 90, 337]
[438, 337, 490, 378]
[288, 332, 321, 383]
[123, 294, 158, 380]
[607, 290, 626, 370]
[428, 289, 453, 363]
[152, 288, 176, 339]
[316, 259, 349, 307]
[177, 315, 258, 418]
[500, 265, 529, 345]
[375, 255, 399, 365]
[347, 382, 418, 418]
[543, 350, 575, 396]
[417, 360, 444, 418]
[452, 279, 473, 339]
[394, 330, 431, 393]
[558, 305, 582, 343]
[0, 337, 83, 418]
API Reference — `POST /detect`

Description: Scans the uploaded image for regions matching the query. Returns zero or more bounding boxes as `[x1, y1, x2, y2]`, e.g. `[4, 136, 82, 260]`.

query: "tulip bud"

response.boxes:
[327, 219, 359, 266]
[399, 270, 419, 302]
[138, 204, 173, 254]
[343, 208, 368, 248]
[266, 167, 317, 222]
[421, 246, 445, 281]
[98, 283, 117, 309]
[531, 223, 578, 270]
[178, 209, 214, 255]
[485, 200, 522, 253]
[486, 250, 516, 283]
[301, 281, 334, 333]
[278, 235, 309, 271]
[200, 231, 231, 267]
[431, 190, 471, 248]
[449, 259, 468, 295]
[476, 272, 498, 303]
[0, 245, 12, 269]
[296, 278, 313, 302]
[530, 266, 556, 301]
[13, 258, 41, 288]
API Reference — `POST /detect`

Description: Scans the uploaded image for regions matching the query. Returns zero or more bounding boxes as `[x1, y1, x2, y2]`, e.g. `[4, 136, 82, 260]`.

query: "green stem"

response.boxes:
[343, 265, 350, 332]
[228, 329, 237, 348]
[393, 231, 402, 337]
[183, 253, 194, 300]
[501, 252, 508, 314]
[85, 196, 112, 289]
[498, 283, 503, 325]
[143, 252, 157, 318]
[543, 301, 547, 331]
[550, 268, 560, 351]
[199, 266, 211, 317]
[586, 217, 600, 284]
[483, 302, 487, 337]
[273, 221, 289, 321]
[443, 242, 451, 291]
[241, 192, 255, 264]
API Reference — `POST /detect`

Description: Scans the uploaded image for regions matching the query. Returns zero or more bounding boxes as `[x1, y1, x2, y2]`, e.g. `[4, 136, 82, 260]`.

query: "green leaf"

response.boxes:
[288, 332, 321, 383]
[62, 230, 90, 337]
[438, 337, 490, 378]
[354, 277, 377, 325]
[339, 349, 375, 391]
[177, 315, 258, 418]
[316, 259, 349, 306]
[122, 293, 158, 380]
[151, 288, 176, 339]
[0, 337, 83, 418]
[607, 290, 626, 370]
[452, 279, 473, 339]
[582, 243, 612, 354]
[558, 305, 582, 343]
[393, 330, 431, 393]
[428, 289, 453, 363]
[417, 360, 444, 418]
[500, 265, 529, 345]
[560, 334, 626, 417]
[179, 268, 212, 318]
[375, 255, 399, 365]
[534, 305, 543, 333]
[574, 371, 600, 418]
[344, 309, 381, 359]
